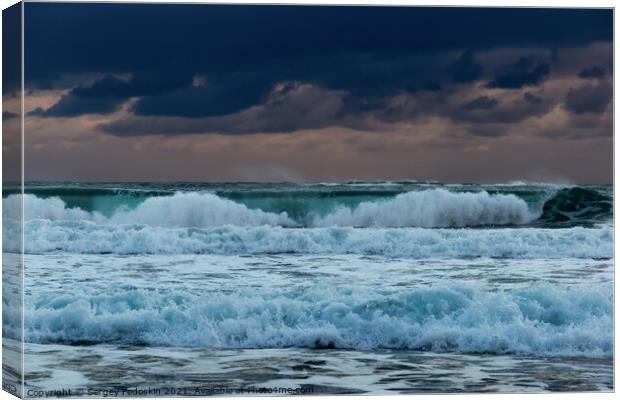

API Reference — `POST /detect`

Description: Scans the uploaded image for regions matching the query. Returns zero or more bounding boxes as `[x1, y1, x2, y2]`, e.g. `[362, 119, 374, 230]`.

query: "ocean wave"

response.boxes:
[6, 193, 295, 227]
[7, 220, 612, 258]
[313, 189, 536, 227]
[7, 190, 537, 229]
[3, 185, 612, 235]
[538, 187, 612, 227]
[16, 283, 612, 357]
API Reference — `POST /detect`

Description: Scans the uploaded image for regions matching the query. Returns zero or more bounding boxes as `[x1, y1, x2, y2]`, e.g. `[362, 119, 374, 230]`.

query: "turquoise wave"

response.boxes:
[3, 182, 612, 228]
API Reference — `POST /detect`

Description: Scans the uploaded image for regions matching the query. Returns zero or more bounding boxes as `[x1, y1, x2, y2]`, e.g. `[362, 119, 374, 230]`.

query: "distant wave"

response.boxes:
[4, 184, 611, 229]
[5, 192, 295, 227]
[6, 220, 612, 258]
[13, 283, 611, 357]
[6, 190, 536, 228]
[313, 189, 536, 227]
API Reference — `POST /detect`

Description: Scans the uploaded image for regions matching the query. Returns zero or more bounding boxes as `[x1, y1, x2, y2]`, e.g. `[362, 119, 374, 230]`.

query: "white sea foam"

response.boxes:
[9, 193, 295, 227]
[4, 192, 611, 257]
[19, 283, 612, 357]
[313, 189, 537, 227]
[8, 220, 611, 258]
[107, 192, 295, 227]
[3, 193, 98, 221]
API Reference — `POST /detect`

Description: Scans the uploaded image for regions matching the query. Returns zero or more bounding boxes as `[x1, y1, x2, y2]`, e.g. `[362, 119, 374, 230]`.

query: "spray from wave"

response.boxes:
[5, 192, 295, 227]
[313, 189, 536, 227]
[7, 189, 538, 229]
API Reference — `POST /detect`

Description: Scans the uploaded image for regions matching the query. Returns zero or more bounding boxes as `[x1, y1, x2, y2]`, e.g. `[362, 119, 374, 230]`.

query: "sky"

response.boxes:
[3, 4, 613, 183]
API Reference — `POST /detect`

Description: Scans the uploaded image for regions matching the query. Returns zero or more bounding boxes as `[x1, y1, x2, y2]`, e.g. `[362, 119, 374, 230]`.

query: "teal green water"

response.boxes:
[5, 181, 612, 227]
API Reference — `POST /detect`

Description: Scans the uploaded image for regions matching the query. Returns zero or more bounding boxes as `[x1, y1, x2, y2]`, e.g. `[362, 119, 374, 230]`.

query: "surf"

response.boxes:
[8, 221, 612, 258]
[312, 189, 536, 228]
[6, 183, 612, 228]
[15, 282, 612, 357]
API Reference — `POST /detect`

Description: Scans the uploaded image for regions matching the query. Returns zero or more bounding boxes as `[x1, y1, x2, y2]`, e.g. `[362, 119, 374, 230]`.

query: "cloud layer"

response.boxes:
[16, 4, 613, 182]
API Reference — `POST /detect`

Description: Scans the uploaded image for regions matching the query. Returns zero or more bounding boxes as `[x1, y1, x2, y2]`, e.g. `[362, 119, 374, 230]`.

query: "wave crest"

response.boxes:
[10, 193, 295, 228]
[7, 189, 537, 229]
[9, 221, 612, 258]
[313, 189, 536, 227]
[17, 283, 612, 356]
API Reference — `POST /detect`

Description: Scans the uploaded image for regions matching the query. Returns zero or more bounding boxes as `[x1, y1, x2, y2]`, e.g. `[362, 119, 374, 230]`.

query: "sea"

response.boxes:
[2, 181, 614, 395]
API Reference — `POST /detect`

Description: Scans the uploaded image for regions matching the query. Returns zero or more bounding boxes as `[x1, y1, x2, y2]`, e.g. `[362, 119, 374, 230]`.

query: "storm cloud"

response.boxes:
[486, 57, 550, 89]
[16, 4, 613, 183]
[565, 83, 612, 114]
[579, 65, 607, 80]
[24, 4, 612, 132]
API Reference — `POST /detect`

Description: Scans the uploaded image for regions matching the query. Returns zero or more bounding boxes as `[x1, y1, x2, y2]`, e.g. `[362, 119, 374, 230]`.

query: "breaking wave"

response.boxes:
[3, 190, 612, 257]
[15, 283, 612, 357]
[7, 190, 537, 229]
[6, 221, 611, 258]
[313, 189, 536, 227]
[5, 192, 295, 227]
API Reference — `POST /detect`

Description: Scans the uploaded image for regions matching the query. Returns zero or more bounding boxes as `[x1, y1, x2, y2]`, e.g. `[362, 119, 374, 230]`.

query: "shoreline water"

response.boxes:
[12, 341, 612, 395]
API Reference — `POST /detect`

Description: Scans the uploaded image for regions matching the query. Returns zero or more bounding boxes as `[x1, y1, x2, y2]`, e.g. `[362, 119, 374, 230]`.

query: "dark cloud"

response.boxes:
[133, 73, 273, 118]
[523, 92, 543, 104]
[579, 66, 607, 80]
[461, 124, 506, 138]
[100, 82, 355, 136]
[486, 57, 550, 89]
[2, 111, 17, 121]
[25, 5, 612, 86]
[460, 96, 498, 110]
[27, 107, 46, 117]
[34, 72, 195, 117]
[75, 72, 193, 99]
[449, 94, 553, 126]
[450, 51, 483, 83]
[35, 94, 121, 117]
[299, 53, 451, 98]
[565, 83, 611, 114]
[100, 81, 554, 136]
[422, 81, 443, 92]
[22, 4, 613, 138]
[550, 48, 559, 63]
[125, 53, 447, 118]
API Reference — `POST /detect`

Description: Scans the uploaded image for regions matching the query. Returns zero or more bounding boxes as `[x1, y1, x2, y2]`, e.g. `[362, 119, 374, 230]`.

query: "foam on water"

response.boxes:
[6, 189, 536, 229]
[5, 220, 611, 258]
[314, 189, 536, 227]
[5, 184, 612, 231]
[6, 193, 295, 227]
[4, 182, 613, 370]
[17, 283, 611, 357]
